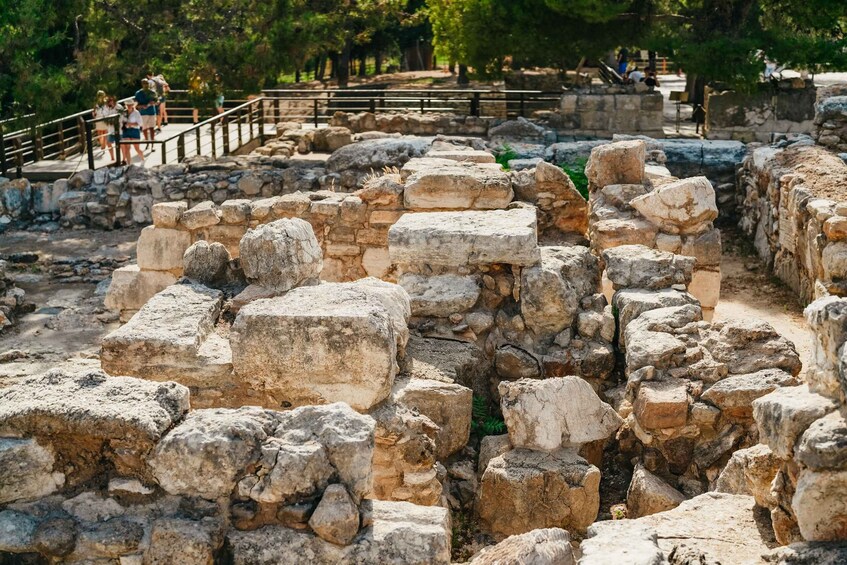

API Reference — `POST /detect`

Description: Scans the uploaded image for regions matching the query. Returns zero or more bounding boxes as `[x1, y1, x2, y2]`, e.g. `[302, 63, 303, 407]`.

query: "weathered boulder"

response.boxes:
[427, 148, 495, 163]
[468, 528, 575, 565]
[104, 265, 178, 316]
[521, 246, 599, 337]
[0, 370, 189, 485]
[630, 176, 718, 235]
[704, 318, 802, 377]
[495, 345, 542, 380]
[627, 464, 686, 518]
[239, 218, 322, 292]
[624, 304, 702, 374]
[101, 282, 229, 383]
[403, 159, 513, 210]
[477, 448, 600, 537]
[182, 240, 236, 289]
[312, 126, 354, 152]
[498, 377, 622, 451]
[634, 380, 690, 430]
[796, 411, 847, 471]
[602, 245, 695, 290]
[585, 140, 646, 188]
[764, 541, 847, 565]
[580, 523, 666, 565]
[393, 376, 472, 459]
[181, 201, 221, 230]
[145, 518, 225, 565]
[534, 160, 589, 234]
[389, 207, 541, 268]
[309, 484, 360, 546]
[230, 284, 398, 411]
[804, 296, 847, 401]
[753, 385, 837, 458]
[793, 469, 847, 541]
[151, 201, 187, 228]
[613, 288, 699, 348]
[326, 137, 432, 189]
[398, 273, 480, 317]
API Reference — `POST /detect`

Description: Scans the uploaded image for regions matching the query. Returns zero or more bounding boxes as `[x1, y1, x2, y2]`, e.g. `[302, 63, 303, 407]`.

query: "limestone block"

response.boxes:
[403, 158, 512, 210]
[388, 208, 540, 267]
[585, 140, 646, 188]
[715, 444, 780, 508]
[230, 285, 397, 411]
[220, 199, 252, 224]
[308, 484, 360, 546]
[151, 201, 187, 228]
[362, 247, 392, 278]
[104, 265, 177, 313]
[753, 385, 837, 458]
[0, 438, 63, 504]
[613, 288, 699, 348]
[398, 273, 480, 317]
[478, 448, 600, 537]
[0, 370, 188, 483]
[535, 160, 589, 234]
[498, 377, 621, 451]
[701, 369, 799, 419]
[344, 278, 411, 352]
[792, 469, 847, 541]
[680, 228, 722, 267]
[101, 283, 225, 382]
[624, 304, 702, 373]
[201, 224, 248, 259]
[634, 380, 689, 430]
[580, 523, 664, 565]
[688, 268, 721, 310]
[244, 439, 334, 504]
[356, 174, 404, 207]
[602, 244, 695, 290]
[630, 176, 718, 235]
[136, 226, 192, 272]
[804, 296, 847, 400]
[592, 218, 658, 249]
[468, 528, 575, 565]
[478, 435, 512, 475]
[823, 241, 847, 280]
[393, 376, 472, 459]
[225, 500, 450, 564]
[627, 464, 686, 518]
[239, 218, 323, 292]
[796, 411, 847, 471]
[426, 149, 496, 163]
[521, 246, 599, 337]
[823, 216, 847, 241]
[706, 318, 802, 377]
[181, 201, 221, 230]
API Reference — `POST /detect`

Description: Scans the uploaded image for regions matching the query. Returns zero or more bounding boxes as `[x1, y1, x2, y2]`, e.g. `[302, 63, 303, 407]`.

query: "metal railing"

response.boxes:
[6, 88, 564, 176]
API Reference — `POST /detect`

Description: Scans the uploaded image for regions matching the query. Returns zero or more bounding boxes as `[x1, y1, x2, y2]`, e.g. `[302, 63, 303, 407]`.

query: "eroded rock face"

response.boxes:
[399, 273, 480, 317]
[477, 448, 600, 537]
[580, 523, 665, 565]
[402, 158, 513, 210]
[0, 438, 63, 504]
[468, 527, 575, 565]
[715, 444, 781, 508]
[498, 377, 621, 451]
[230, 284, 399, 411]
[793, 469, 847, 541]
[239, 218, 323, 292]
[183, 240, 232, 287]
[630, 176, 718, 235]
[627, 464, 686, 518]
[753, 385, 837, 458]
[585, 139, 646, 188]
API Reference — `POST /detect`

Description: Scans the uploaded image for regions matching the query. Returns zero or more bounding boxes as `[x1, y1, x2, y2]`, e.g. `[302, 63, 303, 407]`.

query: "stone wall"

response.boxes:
[0, 370, 453, 563]
[556, 92, 665, 138]
[738, 139, 847, 303]
[813, 84, 847, 153]
[704, 80, 816, 142]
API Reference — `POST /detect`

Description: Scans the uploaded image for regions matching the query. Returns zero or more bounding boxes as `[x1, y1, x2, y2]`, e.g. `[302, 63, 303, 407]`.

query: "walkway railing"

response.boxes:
[4, 88, 564, 176]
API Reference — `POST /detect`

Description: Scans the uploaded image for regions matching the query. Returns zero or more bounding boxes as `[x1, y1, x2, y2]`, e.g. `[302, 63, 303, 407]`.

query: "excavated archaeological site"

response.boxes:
[2, 110, 847, 564]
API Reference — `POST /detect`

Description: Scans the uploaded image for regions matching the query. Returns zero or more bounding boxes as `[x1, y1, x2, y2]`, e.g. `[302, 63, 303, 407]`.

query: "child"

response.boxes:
[120, 100, 145, 165]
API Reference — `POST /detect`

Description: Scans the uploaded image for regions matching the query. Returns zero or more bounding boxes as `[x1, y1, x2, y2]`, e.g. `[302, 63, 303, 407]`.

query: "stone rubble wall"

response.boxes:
[704, 81, 816, 143]
[0, 259, 31, 333]
[554, 92, 665, 138]
[0, 370, 452, 564]
[585, 139, 723, 319]
[813, 84, 847, 153]
[738, 139, 847, 303]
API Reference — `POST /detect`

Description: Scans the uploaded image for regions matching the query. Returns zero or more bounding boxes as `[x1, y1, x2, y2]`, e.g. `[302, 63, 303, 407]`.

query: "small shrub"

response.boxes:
[562, 158, 589, 200]
[495, 144, 519, 171]
[471, 395, 506, 436]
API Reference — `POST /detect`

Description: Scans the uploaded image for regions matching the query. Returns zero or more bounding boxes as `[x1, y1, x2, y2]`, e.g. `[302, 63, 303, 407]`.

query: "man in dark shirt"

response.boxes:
[134, 79, 159, 149]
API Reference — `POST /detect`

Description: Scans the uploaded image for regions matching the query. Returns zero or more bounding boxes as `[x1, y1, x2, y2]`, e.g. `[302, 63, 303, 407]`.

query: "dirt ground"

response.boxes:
[0, 228, 139, 386]
[715, 228, 812, 377]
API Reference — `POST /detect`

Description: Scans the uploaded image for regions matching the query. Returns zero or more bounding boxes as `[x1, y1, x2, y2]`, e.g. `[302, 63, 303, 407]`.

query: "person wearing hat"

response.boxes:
[120, 100, 145, 165]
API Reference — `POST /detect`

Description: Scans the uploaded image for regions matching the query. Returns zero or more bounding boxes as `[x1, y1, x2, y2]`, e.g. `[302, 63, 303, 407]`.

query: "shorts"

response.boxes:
[215, 95, 225, 108]
[141, 114, 157, 129]
[123, 128, 141, 140]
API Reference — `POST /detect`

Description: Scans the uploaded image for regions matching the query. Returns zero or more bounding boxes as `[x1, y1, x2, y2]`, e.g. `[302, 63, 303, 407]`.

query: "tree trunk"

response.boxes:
[338, 42, 351, 87]
[295, 68, 301, 83]
[358, 53, 367, 77]
[317, 56, 327, 81]
[457, 64, 469, 85]
[375, 52, 382, 75]
[329, 52, 339, 80]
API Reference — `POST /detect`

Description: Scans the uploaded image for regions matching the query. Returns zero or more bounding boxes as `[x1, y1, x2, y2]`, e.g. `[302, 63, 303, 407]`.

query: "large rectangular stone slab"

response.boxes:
[104, 265, 178, 316]
[136, 225, 192, 272]
[388, 207, 540, 267]
[230, 284, 398, 411]
[101, 283, 224, 381]
[402, 158, 512, 210]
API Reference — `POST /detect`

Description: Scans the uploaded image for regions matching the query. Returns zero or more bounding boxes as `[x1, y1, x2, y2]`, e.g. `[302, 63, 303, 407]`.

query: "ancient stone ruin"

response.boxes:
[3, 130, 847, 564]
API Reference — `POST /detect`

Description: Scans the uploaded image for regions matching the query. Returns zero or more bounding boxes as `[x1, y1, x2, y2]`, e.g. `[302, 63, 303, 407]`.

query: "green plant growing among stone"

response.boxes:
[494, 144, 518, 171]
[562, 158, 589, 200]
[471, 395, 506, 436]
